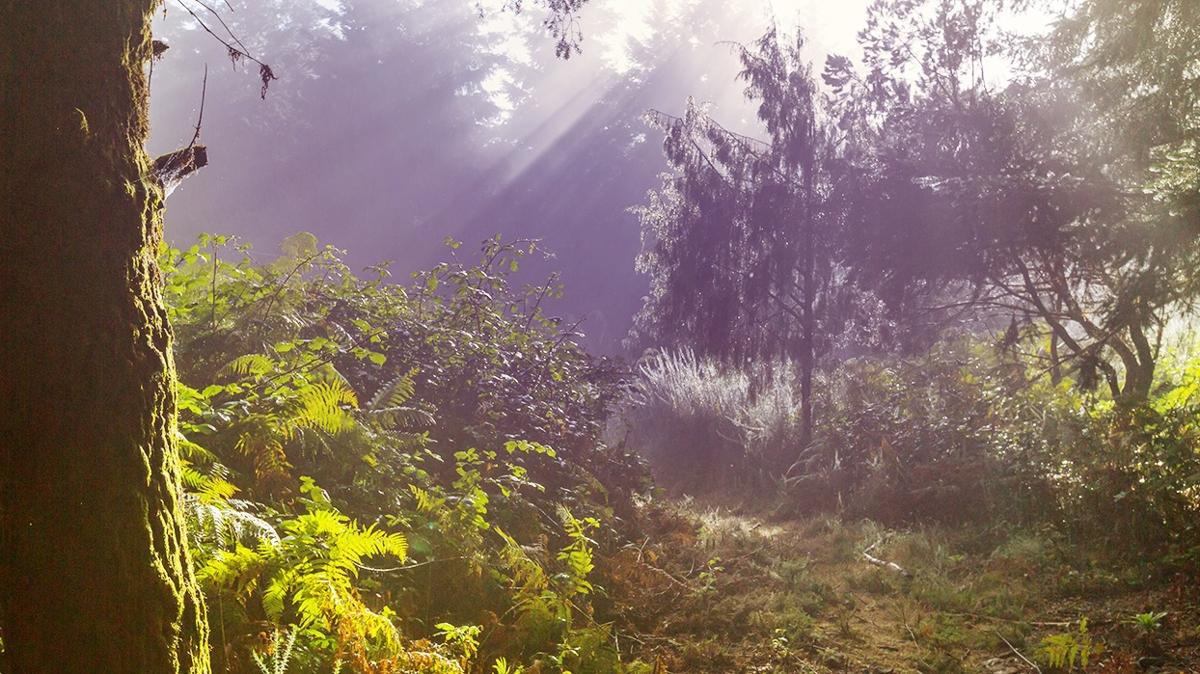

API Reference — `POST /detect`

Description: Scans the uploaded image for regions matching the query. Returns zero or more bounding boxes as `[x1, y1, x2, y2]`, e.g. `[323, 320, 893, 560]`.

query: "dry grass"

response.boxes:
[601, 499, 1200, 673]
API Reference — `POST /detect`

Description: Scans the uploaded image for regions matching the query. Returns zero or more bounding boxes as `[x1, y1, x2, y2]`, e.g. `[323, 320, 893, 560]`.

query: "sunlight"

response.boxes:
[11, 0, 1200, 670]
[467, 0, 871, 184]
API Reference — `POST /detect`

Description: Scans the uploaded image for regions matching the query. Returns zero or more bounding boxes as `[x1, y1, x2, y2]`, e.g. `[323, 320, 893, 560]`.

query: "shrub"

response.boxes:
[164, 233, 648, 672]
[790, 339, 1058, 524]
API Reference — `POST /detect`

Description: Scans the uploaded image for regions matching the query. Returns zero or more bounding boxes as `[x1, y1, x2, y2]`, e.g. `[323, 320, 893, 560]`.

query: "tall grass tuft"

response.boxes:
[611, 349, 802, 493]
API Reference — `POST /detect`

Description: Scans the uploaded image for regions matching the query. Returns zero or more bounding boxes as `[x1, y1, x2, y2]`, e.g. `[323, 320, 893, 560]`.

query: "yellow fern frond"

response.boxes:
[226, 354, 276, 378]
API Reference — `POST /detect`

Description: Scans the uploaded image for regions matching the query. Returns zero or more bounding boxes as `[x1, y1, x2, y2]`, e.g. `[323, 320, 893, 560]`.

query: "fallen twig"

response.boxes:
[863, 539, 911, 578]
[995, 630, 1041, 673]
[898, 604, 919, 645]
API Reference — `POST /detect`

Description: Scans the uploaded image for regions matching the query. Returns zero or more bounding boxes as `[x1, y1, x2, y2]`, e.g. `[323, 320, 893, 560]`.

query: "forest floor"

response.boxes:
[604, 500, 1200, 673]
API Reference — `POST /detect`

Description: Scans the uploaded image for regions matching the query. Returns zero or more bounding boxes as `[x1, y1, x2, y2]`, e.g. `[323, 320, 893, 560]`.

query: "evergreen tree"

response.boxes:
[633, 28, 847, 455]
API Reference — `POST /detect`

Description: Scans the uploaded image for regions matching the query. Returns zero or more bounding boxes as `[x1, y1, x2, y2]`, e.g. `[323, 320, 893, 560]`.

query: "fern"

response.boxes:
[293, 379, 358, 435]
[1036, 618, 1104, 671]
[252, 627, 299, 674]
[235, 425, 293, 489]
[367, 368, 419, 411]
[198, 483, 408, 658]
[185, 494, 279, 548]
[164, 234, 624, 673]
[227, 353, 275, 378]
[180, 462, 237, 504]
[366, 367, 435, 430]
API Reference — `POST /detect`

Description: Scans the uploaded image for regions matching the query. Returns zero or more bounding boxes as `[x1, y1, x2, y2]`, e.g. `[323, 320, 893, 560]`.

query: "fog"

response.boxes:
[149, 0, 866, 350]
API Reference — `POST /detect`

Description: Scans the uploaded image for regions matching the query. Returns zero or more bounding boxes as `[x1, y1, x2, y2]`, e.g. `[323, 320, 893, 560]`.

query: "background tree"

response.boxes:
[633, 28, 850, 457]
[824, 0, 1200, 401]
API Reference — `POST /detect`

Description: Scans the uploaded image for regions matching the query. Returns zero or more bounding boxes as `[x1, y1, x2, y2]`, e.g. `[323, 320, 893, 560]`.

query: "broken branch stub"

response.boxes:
[151, 145, 207, 197]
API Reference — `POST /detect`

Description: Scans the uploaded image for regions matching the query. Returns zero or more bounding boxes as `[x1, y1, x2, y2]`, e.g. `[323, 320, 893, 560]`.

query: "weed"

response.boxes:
[1125, 611, 1167, 632]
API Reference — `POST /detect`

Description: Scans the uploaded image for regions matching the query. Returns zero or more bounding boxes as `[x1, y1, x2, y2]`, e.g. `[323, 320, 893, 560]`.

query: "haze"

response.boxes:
[148, 0, 876, 350]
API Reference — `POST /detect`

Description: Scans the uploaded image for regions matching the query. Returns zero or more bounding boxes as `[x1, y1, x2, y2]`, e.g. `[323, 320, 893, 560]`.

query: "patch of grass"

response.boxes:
[678, 637, 733, 670]
[752, 601, 818, 644]
[847, 567, 899, 595]
[990, 531, 1060, 574]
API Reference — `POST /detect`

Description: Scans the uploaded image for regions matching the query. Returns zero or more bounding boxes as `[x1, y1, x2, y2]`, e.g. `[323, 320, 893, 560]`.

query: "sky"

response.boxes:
[147, 0, 874, 352]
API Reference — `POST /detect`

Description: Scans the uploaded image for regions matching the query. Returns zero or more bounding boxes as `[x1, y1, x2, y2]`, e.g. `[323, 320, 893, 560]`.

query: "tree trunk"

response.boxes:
[0, 2, 210, 672]
[797, 129, 816, 451]
[798, 229, 815, 449]
[1124, 323, 1156, 402]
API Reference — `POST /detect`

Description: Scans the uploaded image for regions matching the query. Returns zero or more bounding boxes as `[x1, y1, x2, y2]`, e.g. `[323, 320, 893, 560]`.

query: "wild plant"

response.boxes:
[1036, 618, 1104, 671]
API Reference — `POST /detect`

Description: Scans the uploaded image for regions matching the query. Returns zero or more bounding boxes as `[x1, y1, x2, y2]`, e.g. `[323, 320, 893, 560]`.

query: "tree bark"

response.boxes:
[1125, 322, 1156, 401]
[0, 2, 210, 672]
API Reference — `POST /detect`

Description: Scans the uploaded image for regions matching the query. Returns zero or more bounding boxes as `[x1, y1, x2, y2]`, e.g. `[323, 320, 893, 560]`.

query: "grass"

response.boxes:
[602, 499, 1200, 673]
[611, 349, 803, 493]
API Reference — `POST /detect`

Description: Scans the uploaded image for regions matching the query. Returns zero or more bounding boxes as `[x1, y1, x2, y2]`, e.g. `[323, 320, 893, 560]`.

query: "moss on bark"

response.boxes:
[0, 2, 210, 671]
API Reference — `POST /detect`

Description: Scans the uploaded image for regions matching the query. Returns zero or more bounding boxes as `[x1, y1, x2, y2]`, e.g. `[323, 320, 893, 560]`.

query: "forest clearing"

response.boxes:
[2, 0, 1198, 672]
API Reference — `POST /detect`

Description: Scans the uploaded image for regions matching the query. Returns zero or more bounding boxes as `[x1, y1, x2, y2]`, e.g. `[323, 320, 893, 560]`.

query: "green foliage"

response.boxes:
[252, 627, 300, 674]
[1126, 611, 1168, 632]
[435, 622, 481, 669]
[164, 233, 642, 673]
[491, 657, 524, 674]
[796, 339, 1051, 524]
[556, 508, 599, 598]
[197, 480, 408, 658]
[1036, 618, 1104, 671]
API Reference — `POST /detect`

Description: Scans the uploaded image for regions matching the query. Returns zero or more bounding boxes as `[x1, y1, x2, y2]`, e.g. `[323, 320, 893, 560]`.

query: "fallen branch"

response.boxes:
[862, 539, 911, 578]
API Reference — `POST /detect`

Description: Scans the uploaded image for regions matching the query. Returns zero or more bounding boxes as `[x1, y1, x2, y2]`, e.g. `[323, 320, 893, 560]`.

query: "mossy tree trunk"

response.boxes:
[0, 2, 210, 672]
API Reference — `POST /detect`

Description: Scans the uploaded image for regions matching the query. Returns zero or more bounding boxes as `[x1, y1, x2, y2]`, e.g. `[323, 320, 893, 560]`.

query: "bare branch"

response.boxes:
[188, 64, 208, 150]
[174, 0, 277, 98]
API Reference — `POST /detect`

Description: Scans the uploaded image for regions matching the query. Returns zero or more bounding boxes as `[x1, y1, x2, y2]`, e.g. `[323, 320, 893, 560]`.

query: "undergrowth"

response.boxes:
[160, 233, 1200, 672]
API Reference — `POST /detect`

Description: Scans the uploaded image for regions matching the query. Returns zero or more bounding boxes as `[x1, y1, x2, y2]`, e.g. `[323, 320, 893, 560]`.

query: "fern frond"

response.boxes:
[263, 566, 300, 621]
[366, 367, 419, 411]
[185, 494, 279, 548]
[252, 627, 298, 674]
[294, 380, 358, 435]
[177, 430, 220, 463]
[367, 405, 435, 429]
[226, 354, 276, 378]
[197, 544, 268, 598]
